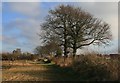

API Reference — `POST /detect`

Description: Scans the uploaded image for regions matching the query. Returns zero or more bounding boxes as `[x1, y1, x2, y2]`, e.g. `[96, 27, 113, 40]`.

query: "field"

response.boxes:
[2, 60, 80, 81]
[2, 54, 120, 81]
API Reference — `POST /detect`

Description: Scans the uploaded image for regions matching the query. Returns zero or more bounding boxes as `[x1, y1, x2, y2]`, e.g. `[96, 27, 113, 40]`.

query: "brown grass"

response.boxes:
[2, 60, 49, 81]
[2, 60, 81, 81]
[53, 54, 119, 81]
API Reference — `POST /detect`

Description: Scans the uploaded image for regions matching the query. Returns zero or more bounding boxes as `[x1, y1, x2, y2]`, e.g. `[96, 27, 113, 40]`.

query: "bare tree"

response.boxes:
[40, 5, 112, 58]
[34, 41, 62, 57]
[40, 5, 71, 58]
[64, 5, 112, 57]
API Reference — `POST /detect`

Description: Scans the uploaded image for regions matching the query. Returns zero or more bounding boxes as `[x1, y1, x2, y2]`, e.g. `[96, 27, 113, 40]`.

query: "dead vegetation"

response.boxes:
[2, 53, 120, 81]
[53, 54, 120, 81]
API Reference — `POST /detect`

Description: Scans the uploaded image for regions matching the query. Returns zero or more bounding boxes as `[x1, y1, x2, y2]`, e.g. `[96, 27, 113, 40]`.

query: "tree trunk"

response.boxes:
[73, 47, 76, 58]
[73, 42, 77, 58]
[63, 22, 68, 61]
[63, 37, 67, 62]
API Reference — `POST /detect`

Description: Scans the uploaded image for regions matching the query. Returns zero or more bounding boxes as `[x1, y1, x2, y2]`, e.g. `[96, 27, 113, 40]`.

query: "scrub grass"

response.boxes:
[2, 60, 80, 81]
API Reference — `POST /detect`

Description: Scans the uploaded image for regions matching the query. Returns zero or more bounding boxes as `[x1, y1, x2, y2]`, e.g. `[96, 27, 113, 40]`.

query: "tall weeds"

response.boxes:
[53, 53, 119, 81]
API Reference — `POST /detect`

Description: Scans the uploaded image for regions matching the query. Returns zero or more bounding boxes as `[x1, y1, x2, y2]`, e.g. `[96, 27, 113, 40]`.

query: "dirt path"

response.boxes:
[2, 61, 80, 81]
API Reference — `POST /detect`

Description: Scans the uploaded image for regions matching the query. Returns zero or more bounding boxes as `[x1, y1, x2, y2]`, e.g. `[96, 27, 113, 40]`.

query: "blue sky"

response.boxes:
[1, 2, 118, 54]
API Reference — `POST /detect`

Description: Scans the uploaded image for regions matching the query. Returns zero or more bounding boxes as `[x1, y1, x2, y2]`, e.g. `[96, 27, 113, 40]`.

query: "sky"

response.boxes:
[1, 1, 118, 54]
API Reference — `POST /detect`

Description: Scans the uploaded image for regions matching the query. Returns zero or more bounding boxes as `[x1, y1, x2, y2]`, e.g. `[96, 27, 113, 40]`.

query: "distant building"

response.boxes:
[13, 48, 21, 55]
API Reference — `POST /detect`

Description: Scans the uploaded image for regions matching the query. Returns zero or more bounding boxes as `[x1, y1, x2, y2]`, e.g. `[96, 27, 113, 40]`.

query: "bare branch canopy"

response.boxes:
[40, 5, 112, 57]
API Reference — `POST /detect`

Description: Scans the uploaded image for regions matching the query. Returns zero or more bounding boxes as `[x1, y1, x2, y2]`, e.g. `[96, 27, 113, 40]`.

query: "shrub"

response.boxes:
[2, 53, 13, 60]
[53, 53, 119, 81]
[72, 55, 110, 81]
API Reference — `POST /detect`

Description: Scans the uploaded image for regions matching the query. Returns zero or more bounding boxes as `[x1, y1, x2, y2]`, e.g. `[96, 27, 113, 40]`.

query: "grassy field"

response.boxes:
[2, 60, 80, 81]
[2, 55, 120, 81]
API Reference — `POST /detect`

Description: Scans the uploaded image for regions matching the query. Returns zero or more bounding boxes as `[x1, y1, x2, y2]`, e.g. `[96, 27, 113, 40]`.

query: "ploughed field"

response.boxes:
[2, 60, 80, 81]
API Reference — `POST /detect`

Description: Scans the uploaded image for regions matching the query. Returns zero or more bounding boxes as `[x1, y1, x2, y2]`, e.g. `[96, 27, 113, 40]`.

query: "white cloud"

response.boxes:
[9, 2, 40, 17]
[0, 35, 2, 41]
[2, 2, 45, 53]
[3, 35, 18, 45]
[73, 2, 118, 54]
[3, 18, 43, 52]
[77, 2, 118, 39]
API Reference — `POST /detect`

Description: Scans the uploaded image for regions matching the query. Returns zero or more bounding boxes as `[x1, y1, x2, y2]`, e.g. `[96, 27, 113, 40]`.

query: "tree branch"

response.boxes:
[77, 39, 95, 48]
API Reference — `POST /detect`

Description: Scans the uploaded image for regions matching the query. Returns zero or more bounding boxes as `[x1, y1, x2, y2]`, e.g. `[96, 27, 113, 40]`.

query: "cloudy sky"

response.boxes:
[1, 1, 118, 54]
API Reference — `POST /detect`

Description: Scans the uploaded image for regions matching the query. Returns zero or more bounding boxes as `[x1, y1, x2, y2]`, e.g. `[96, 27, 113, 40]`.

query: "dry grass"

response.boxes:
[2, 54, 120, 81]
[2, 60, 80, 81]
[2, 60, 49, 81]
[72, 54, 119, 81]
[53, 54, 119, 81]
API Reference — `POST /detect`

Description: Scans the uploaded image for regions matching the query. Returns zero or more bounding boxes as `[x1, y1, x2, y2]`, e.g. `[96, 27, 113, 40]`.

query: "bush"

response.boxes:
[72, 55, 110, 81]
[53, 54, 119, 81]
[2, 53, 13, 60]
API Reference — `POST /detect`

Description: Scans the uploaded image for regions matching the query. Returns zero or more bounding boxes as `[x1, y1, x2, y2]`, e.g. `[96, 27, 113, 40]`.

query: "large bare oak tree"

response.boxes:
[40, 5, 112, 58]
